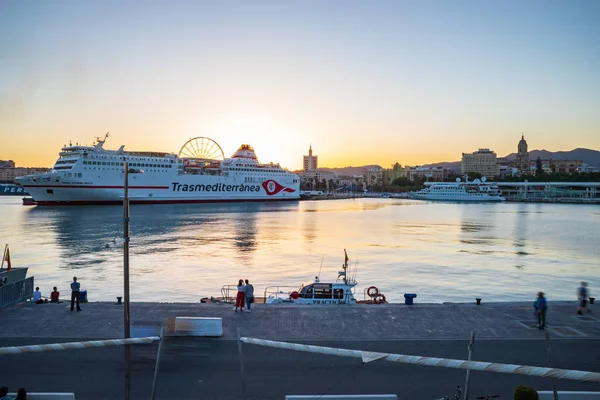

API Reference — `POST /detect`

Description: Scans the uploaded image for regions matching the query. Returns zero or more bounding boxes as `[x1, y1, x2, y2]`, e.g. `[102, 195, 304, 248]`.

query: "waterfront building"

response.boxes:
[298, 145, 338, 190]
[515, 134, 529, 172]
[303, 145, 318, 172]
[527, 159, 584, 176]
[544, 159, 583, 174]
[405, 166, 448, 181]
[499, 165, 519, 179]
[382, 163, 407, 185]
[579, 163, 600, 173]
[497, 181, 600, 203]
[461, 148, 500, 178]
[363, 166, 383, 187]
[300, 170, 338, 190]
[0, 160, 16, 168]
[0, 166, 50, 183]
[337, 175, 364, 191]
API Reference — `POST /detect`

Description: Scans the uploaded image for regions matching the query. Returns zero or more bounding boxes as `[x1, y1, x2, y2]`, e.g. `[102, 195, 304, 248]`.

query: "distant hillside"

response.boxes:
[420, 161, 461, 171]
[505, 148, 600, 167]
[295, 148, 600, 175]
[422, 148, 600, 172]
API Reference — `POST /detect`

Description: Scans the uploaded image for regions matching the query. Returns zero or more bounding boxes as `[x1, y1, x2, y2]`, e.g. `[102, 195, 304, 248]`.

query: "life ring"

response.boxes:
[290, 291, 299, 299]
[374, 294, 386, 304]
[367, 286, 379, 298]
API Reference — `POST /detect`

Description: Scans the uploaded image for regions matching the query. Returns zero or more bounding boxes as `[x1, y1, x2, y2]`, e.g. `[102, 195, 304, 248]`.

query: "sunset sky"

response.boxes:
[1, 0, 599, 170]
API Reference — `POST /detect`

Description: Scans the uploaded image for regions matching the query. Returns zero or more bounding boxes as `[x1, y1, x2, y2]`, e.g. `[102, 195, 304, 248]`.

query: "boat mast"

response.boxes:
[343, 249, 349, 285]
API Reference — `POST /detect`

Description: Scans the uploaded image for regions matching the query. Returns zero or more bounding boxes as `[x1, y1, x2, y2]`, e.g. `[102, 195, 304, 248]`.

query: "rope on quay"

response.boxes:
[0, 336, 160, 355]
[239, 337, 600, 383]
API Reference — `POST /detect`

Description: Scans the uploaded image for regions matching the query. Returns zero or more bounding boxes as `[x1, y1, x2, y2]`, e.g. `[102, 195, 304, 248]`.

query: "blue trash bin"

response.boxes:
[404, 293, 417, 305]
[79, 290, 88, 303]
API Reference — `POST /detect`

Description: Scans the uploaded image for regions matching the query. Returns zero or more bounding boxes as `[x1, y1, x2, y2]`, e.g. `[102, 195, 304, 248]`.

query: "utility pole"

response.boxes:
[123, 159, 131, 400]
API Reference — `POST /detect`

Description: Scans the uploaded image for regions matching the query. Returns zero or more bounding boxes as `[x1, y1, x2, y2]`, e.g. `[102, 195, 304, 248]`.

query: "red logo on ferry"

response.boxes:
[262, 180, 296, 196]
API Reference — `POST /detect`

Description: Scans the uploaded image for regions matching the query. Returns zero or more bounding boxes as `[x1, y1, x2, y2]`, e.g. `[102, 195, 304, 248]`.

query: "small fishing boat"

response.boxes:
[265, 250, 386, 305]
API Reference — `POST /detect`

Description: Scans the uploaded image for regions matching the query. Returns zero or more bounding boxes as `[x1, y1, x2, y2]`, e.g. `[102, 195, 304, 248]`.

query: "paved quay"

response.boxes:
[2, 300, 599, 340]
[1, 301, 600, 400]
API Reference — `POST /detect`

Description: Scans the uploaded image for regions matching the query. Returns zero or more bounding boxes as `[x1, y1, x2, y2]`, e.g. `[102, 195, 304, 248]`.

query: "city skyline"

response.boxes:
[1, 0, 599, 170]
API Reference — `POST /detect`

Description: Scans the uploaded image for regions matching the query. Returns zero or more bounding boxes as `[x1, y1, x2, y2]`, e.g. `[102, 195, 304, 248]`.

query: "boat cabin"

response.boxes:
[266, 281, 357, 305]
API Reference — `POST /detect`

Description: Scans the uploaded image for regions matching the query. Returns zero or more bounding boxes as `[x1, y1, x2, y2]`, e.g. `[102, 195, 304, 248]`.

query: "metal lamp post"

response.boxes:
[123, 159, 143, 400]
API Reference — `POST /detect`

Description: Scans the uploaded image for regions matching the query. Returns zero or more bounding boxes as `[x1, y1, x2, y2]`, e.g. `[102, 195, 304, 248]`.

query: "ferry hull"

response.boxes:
[23, 182, 299, 205]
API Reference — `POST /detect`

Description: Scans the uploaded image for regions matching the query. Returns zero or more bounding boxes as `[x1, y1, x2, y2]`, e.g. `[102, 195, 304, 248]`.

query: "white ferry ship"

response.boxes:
[16, 135, 300, 205]
[409, 177, 505, 202]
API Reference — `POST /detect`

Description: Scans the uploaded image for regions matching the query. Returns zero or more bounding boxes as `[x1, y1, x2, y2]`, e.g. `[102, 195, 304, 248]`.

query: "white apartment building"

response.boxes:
[363, 166, 383, 187]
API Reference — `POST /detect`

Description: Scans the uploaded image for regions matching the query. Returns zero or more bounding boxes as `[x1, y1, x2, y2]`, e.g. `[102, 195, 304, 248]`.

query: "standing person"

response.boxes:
[70, 276, 81, 312]
[535, 292, 548, 330]
[577, 282, 591, 315]
[234, 279, 245, 312]
[245, 279, 254, 313]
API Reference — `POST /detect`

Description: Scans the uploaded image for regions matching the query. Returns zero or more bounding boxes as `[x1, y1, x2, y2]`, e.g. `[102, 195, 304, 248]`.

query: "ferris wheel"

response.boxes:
[178, 137, 225, 161]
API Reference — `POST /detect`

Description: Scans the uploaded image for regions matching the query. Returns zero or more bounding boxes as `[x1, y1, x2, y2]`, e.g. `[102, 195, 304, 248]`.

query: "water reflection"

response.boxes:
[459, 207, 497, 249]
[24, 202, 295, 268]
[513, 203, 530, 268]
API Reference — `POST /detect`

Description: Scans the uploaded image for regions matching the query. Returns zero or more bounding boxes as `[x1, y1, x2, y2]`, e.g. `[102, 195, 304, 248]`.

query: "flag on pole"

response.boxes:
[4, 246, 11, 272]
[344, 249, 349, 266]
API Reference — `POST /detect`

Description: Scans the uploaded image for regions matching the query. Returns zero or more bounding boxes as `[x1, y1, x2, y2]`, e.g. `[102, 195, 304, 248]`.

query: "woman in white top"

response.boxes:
[234, 279, 246, 312]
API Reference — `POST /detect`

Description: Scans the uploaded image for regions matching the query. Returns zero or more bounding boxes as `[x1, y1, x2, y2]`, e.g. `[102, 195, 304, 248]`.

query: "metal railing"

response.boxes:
[263, 286, 299, 301]
[220, 285, 237, 302]
[0, 277, 34, 309]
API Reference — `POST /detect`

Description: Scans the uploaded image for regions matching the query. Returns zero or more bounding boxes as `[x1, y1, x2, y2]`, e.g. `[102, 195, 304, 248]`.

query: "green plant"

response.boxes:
[513, 385, 539, 400]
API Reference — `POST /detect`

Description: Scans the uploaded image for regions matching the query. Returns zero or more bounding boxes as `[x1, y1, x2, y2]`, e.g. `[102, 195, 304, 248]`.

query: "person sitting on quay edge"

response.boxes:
[0, 386, 11, 400]
[32, 287, 46, 304]
[50, 286, 60, 303]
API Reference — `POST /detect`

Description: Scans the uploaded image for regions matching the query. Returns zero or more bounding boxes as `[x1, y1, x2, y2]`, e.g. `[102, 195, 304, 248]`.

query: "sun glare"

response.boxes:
[200, 114, 286, 163]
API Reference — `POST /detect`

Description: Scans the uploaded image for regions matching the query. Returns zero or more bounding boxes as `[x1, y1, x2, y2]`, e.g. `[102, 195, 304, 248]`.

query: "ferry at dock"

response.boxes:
[409, 177, 505, 202]
[16, 135, 300, 205]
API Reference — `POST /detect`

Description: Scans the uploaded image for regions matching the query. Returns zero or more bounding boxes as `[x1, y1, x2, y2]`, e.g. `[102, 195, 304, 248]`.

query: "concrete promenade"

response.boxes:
[1, 301, 600, 399]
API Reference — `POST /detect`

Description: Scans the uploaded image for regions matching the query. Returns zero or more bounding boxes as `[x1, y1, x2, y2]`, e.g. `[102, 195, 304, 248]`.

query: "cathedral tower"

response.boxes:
[515, 134, 529, 172]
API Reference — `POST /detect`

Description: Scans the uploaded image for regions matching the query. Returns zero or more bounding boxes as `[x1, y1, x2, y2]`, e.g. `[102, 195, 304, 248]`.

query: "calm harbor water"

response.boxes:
[0, 196, 598, 303]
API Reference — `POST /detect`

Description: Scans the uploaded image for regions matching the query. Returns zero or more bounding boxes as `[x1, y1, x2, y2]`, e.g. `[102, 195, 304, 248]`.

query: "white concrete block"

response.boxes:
[8, 393, 75, 400]
[174, 317, 223, 337]
[286, 396, 397, 400]
[538, 392, 600, 399]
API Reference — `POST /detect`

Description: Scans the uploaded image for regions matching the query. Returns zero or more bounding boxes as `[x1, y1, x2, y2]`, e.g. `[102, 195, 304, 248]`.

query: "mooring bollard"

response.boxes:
[590, 297, 595, 305]
[476, 298, 482, 305]
[116, 297, 123, 305]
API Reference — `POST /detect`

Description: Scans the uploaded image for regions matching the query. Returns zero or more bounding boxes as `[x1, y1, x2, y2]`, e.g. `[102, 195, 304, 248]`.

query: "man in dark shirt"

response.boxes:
[70, 276, 81, 312]
[244, 279, 254, 313]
